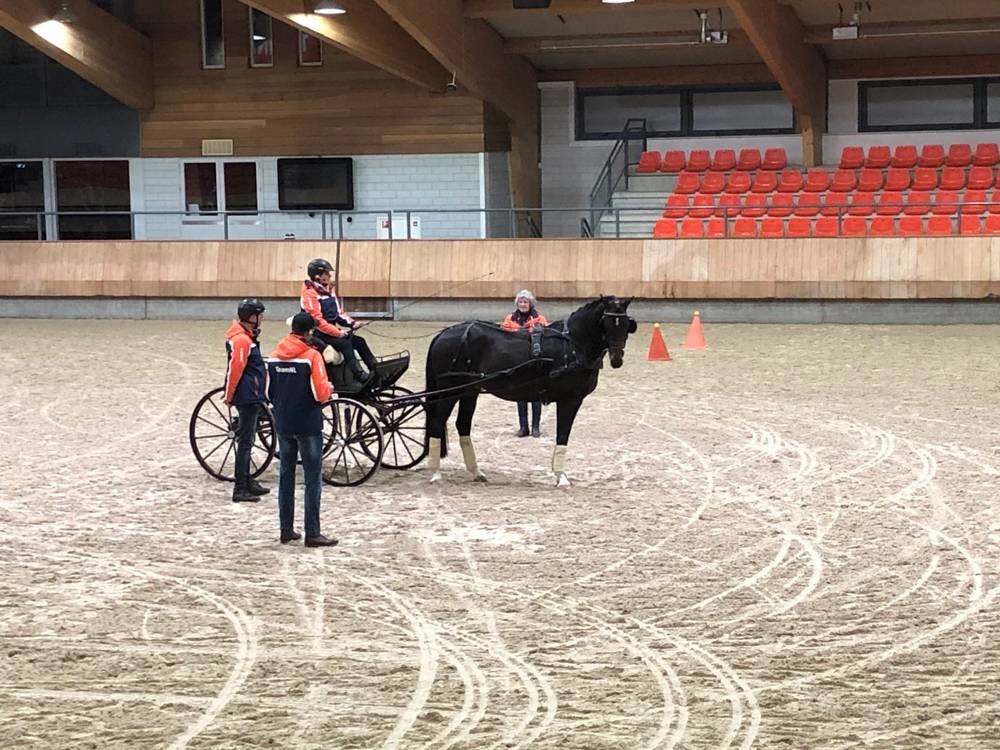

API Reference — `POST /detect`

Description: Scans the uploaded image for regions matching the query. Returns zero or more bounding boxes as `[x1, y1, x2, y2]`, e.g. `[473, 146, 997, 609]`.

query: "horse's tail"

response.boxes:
[425, 330, 447, 458]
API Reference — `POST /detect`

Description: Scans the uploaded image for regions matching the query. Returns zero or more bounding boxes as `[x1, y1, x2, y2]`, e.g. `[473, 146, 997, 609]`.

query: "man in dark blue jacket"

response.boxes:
[267, 312, 337, 547]
[225, 298, 269, 503]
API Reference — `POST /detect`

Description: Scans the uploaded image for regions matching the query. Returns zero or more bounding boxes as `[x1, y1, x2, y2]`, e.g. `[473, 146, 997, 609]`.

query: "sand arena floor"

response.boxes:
[1, 318, 999, 748]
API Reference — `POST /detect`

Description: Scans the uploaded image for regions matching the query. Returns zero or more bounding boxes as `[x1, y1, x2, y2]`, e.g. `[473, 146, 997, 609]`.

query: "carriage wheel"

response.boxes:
[376, 386, 428, 470]
[189, 387, 275, 482]
[321, 398, 384, 487]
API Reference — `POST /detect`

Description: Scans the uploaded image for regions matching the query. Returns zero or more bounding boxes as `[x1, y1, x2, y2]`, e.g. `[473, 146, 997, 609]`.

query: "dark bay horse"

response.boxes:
[423, 296, 636, 486]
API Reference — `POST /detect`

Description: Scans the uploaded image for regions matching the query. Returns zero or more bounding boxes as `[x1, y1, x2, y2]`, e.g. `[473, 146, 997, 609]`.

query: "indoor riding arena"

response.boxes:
[3, 0, 1000, 748]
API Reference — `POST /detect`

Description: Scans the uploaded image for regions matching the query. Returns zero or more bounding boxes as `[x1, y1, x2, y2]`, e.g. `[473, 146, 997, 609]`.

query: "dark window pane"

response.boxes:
[583, 93, 681, 136]
[184, 162, 218, 213]
[692, 89, 792, 132]
[54, 160, 131, 239]
[988, 82, 1000, 124]
[249, 9, 273, 67]
[202, 0, 224, 68]
[0, 160, 45, 239]
[866, 83, 974, 128]
[224, 162, 257, 212]
[299, 31, 322, 66]
[277, 158, 354, 211]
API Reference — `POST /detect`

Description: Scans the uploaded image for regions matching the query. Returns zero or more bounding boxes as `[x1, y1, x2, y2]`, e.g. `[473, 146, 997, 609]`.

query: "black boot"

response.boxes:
[232, 484, 260, 503]
[305, 533, 339, 548]
[280, 530, 302, 544]
[246, 478, 270, 496]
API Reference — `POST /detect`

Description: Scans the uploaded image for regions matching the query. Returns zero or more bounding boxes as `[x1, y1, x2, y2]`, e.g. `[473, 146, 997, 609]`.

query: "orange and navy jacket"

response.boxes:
[300, 279, 352, 339]
[224, 321, 266, 406]
[502, 308, 548, 332]
[266, 333, 332, 436]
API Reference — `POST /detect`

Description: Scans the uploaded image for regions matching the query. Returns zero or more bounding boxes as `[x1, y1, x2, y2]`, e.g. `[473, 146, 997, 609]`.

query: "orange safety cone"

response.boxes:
[683, 310, 706, 350]
[647, 323, 671, 361]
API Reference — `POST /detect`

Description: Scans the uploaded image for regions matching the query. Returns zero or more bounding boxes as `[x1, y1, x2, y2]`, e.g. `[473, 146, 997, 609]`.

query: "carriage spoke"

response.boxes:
[196, 414, 230, 433]
[199, 436, 232, 462]
[215, 439, 236, 476]
[194, 430, 230, 440]
[207, 397, 230, 423]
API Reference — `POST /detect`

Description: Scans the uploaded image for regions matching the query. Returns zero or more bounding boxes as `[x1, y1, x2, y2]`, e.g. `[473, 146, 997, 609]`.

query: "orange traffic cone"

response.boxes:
[683, 311, 706, 350]
[647, 323, 671, 361]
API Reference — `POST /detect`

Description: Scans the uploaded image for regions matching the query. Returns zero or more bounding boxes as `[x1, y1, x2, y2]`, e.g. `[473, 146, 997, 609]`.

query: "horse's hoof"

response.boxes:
[556, 474, 571, 488]
[430, 472, 442, 483]
[472, 473, 488, 483]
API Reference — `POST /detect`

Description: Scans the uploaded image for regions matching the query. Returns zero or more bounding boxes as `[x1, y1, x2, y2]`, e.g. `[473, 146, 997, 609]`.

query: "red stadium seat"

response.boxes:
[848, 193, 875, 217]
[961, 191, 988, 216]
[918, 144, 945, 168]
[732, 218, 758, 238]
[737, 149, 761, 171]
[762, 148, 786, 171]
[891, 145, 918, 169]
[705, 218, 726, 238]
[830, 169, 857, 192]
[884, 168, 911, 192]
[760, 218, 785, 238]
[968, 167, 994, 191]
[690, 194, 716, 218]
[911, 168, 939, 192]
[716, 193, 741, 218]
[675, 172, 700, 194]
[903, 191, 932, 216]
[813, 217, 839, 237]
[680, 217, 705, 238]
[663, 194, 689, 218]
[939, 167, 966, 191]
[866, 145, 891, 169]
[932, 190, 960, 216]
[786, 217, 812, 237]
[857, 168, 883, 193]
[986, 215, 1000, 234]
[794, 192, 821, 217]
[687, 149, 711, 172]
[653, 219, 677, 238]
[768, 193, 794, 217]
[960, 216, 982, 235]
[898, 216, 924, 236]
[989, 191, 1000, 214]
[842, 217, 868, 237]
[839, 146, 865, 170]
[636, 151, 661, 173]
[742, 193, 767, 218]
[927, 216, 954, 235]
[725, 171, 751, 194]
[876, 192, 904, 216]
[662, 151, 686, 173]
[946, 143, 972, 167]
[821, 192, 848, 217]
[700, 172, 725, 194]
[804, 168, 830, 193]
[777, 169, 803, 193]
[711, 149, 736, 171]
[870, 217, 895, 237]
[973, 143, 1000, 167]
[750, 171, 777, 193]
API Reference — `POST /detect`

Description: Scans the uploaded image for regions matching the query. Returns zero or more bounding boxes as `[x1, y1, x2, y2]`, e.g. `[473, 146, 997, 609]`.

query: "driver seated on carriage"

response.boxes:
[300, 258, 378, 389]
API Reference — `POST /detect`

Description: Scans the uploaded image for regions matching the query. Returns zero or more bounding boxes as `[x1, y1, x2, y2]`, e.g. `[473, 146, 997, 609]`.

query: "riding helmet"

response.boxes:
[237, 297, 266, 322]
[307, 258, 334, 280]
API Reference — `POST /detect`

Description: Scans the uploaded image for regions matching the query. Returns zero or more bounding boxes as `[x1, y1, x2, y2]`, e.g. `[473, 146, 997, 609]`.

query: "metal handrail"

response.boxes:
[588, 118, 647, 229]
[580, 217, 593, 238]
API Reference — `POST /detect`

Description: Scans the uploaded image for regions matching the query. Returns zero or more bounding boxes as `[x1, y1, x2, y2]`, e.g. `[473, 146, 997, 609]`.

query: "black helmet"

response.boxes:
[237, 298, 265, 322]
[307, 258, 334, 280]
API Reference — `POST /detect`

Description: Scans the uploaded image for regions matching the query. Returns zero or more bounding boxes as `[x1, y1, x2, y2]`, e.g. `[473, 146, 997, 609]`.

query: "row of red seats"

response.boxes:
[637, 148, 787, 173]
[839, 143, 999, 170]
[653, 215, 1000, 239]
[664, 191, 1000, 219]
[673, 166, 1000, 195]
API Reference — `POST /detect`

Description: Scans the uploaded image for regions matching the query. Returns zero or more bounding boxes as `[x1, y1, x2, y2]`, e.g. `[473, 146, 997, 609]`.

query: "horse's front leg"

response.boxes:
[456, 395, 487, 482]
[553, 398, 583, 488]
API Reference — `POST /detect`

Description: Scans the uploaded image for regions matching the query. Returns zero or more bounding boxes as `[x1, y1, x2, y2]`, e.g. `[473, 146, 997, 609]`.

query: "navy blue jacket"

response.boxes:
[266, 334, 332, 436]
[224, 321, 266, 406]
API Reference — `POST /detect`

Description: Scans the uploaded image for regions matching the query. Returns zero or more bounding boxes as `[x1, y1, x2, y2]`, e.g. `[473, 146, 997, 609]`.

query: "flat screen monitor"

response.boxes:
[277, 157, 354, 211]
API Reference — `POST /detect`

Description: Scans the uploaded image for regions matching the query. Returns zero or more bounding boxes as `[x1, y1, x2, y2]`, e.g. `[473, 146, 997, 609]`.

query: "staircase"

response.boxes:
[597, 171, 678, 238]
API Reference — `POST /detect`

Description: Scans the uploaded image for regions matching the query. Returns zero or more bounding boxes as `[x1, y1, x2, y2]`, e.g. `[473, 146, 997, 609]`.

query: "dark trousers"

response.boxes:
[277, 433, 324, 539]
[234, 403, 261, 487]
[517, 401, 541, 431]
[318, 331, 376, 370]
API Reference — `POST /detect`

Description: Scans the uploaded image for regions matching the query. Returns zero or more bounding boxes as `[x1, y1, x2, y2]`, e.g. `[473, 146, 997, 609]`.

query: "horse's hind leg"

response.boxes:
[455, 394, 487, 482]
[427, 396, 459, 483]
[553, 398, 583, 488]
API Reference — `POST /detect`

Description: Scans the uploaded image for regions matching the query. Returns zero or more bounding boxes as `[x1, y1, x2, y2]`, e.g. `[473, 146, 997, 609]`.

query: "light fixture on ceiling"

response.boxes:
[53, 0, 74, 24]
[313, 0, 346, 14]
[601, 0, 636, 4]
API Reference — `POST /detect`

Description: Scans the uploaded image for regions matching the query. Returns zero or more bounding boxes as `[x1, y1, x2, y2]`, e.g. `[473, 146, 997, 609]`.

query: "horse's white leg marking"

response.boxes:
[552, 444, 569, 487]
[459, 435, 487, 482]
[428, 437, 442, 482]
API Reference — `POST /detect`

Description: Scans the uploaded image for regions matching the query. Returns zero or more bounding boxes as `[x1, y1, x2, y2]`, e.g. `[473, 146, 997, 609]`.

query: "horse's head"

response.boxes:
[599, 295, 637, 369]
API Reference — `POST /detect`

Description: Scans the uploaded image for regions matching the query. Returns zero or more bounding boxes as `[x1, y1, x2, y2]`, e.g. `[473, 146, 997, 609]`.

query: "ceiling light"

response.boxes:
[601, 0, 636, 4]
[313, 1, 346, 14]
[53, 1, 74, 24]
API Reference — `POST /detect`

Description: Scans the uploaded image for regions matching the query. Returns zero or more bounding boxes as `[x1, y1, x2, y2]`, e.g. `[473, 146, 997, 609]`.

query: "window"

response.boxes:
[0, 161, 45, 240]
[249, 8, 273, 68]
[298, 31, 323, 66]
[224, 162, 258, 212]
[576, 85, 793, 140]
[987, 82, 1000, 127]
[184, 162, 217, 213]
[54, 160, 131, 239]
[277, 158, 354, 211]
[185, 161, 258, 214]
[201, 0, 224, 69]
[858, 78, 1000, 132]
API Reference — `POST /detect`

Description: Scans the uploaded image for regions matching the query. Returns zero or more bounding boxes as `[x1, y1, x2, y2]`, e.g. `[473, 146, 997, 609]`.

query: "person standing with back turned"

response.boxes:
[267, 312, 338, 547]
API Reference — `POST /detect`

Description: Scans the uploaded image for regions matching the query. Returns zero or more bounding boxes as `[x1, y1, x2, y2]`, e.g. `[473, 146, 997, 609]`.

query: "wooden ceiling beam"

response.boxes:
[505, 29, 751, 54]
[0, 0, 152, 110]
[465, 0, 709, 17]
[236, 0, 449, 91]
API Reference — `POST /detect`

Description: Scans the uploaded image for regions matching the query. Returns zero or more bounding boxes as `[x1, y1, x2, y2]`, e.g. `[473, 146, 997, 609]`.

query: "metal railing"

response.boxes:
[588, 118, 648, 230]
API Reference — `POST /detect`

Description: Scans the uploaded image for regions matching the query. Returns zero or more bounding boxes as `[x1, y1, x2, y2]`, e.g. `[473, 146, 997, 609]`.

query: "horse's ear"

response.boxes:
[622, 297, 633, 308]
[628, 318, 638, 333]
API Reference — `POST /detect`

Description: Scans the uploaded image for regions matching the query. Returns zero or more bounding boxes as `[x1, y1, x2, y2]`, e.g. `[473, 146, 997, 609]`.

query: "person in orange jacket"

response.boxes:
[224, 298, 270, 503]
[501, 289, 548, 438]
[266, 312, 337, 548]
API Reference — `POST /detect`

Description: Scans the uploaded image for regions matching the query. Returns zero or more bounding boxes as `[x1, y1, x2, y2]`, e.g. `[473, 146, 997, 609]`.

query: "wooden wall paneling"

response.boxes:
[339, 241, 391, 298]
